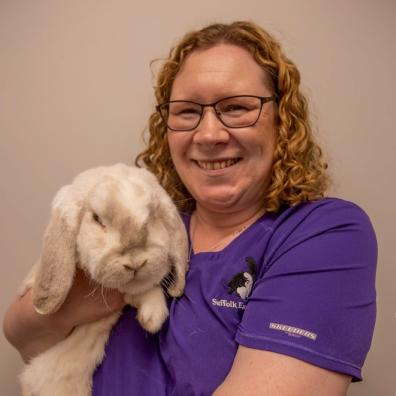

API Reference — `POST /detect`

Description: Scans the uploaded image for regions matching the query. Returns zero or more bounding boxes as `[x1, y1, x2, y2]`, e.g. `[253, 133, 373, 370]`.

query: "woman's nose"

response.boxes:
[193, 107, 230, 145]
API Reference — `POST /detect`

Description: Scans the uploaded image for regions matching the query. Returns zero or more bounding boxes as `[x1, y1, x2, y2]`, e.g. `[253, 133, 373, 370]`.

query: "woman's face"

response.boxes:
[167, 43, 277, 214]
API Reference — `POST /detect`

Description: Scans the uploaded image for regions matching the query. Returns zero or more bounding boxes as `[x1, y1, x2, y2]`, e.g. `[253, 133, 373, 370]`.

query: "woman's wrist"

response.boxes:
[24, 288, 75, 335]
[3, 290, 73, 362]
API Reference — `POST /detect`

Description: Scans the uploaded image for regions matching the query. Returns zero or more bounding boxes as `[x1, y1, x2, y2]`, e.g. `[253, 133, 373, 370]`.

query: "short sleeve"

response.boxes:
[235, 199, 377, 381]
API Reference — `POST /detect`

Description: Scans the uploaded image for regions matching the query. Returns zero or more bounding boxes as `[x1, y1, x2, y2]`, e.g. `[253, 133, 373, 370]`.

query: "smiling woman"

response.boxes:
[166, 44, 277, 216]
[125, 22, 376, 395]
[140, 24, 329, 218]
[3, 20, 377, 396]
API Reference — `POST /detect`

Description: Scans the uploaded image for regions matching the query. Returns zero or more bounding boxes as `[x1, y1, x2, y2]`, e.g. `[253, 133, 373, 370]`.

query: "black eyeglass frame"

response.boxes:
[156, 94, 277, 132]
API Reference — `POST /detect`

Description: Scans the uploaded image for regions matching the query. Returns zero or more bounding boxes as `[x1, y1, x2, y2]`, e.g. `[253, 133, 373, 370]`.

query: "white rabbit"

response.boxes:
[19, 163, 188, 396]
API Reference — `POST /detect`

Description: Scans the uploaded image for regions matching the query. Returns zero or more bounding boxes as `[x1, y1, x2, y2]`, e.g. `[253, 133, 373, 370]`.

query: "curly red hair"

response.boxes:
[136, 21, 329, 213]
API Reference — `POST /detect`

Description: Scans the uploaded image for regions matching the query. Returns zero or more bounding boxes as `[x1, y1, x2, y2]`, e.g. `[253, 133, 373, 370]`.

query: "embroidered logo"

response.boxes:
[269, 322, 317, 341]
[226, 257, 257, 300]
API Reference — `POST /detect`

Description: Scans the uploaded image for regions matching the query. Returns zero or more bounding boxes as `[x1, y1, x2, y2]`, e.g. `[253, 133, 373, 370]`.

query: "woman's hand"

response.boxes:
[3, 268, 124, 362]
[50, 268, 125, 330]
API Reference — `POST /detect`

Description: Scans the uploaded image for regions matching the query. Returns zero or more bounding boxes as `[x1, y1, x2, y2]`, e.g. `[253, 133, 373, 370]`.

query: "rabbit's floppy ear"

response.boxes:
[154, 192, 189, 298]
[33, 185, 83, 315]
[126, 166, 188, 296]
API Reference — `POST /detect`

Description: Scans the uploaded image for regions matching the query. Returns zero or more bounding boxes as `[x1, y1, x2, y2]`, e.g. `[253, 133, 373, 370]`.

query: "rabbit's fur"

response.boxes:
[19, 163, 188, 396]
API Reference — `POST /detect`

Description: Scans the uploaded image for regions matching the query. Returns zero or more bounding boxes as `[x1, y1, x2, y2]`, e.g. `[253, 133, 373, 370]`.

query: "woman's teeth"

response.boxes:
[197, 159, 239, 170]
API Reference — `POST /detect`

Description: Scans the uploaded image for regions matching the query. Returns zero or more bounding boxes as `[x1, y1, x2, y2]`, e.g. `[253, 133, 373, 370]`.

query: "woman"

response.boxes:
[4, 21, 377, 395]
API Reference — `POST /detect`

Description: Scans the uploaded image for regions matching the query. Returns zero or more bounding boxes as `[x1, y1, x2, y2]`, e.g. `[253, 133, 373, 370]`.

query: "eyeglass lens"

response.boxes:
[162, 96, 263, 131]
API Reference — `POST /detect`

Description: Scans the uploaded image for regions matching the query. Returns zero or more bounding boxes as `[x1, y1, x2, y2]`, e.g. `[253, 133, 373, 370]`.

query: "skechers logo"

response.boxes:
[269, 322, 317, 341]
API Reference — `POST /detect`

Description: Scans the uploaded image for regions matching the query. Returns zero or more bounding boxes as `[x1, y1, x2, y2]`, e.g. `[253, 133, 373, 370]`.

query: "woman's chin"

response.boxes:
[194, 190, 245, 212]
[192, 182, 267, 214]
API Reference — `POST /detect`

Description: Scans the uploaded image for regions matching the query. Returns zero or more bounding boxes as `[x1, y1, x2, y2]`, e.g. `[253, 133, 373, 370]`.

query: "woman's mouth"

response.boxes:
[195, 158, 241, 170]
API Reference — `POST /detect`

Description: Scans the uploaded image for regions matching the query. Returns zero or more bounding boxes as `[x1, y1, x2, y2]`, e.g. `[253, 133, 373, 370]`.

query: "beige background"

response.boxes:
[1, 0, 394, 395]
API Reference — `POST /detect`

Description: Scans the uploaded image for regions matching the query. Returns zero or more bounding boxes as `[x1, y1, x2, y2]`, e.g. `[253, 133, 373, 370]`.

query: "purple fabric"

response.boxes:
[93, 198, 377, 395]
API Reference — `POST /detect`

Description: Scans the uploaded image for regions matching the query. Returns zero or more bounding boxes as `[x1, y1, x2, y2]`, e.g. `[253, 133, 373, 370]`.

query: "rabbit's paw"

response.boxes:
[137, 301, 169, 333]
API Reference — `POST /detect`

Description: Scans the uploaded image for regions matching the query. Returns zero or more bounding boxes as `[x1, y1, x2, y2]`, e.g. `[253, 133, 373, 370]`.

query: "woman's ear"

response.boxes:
[33, 185, 84, 315]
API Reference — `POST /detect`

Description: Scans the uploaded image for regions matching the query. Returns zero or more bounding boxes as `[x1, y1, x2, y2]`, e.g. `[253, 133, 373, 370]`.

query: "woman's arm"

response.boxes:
[213, 200, 376, 395]
[213, 346, 351, 396]
[3, 268, 124, 362]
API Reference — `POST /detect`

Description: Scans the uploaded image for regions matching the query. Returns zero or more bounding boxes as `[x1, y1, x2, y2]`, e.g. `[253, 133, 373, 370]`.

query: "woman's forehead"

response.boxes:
[171, 44, 271, 100]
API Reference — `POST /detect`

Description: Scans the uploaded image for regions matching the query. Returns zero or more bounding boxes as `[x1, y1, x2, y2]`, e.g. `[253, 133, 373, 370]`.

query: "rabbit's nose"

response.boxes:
[123, 260, 147, 271]
[123, 264, 135, 272]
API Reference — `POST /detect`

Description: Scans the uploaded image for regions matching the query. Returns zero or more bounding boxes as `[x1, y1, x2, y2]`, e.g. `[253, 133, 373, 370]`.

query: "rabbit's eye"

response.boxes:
[92, 212, 105, 228]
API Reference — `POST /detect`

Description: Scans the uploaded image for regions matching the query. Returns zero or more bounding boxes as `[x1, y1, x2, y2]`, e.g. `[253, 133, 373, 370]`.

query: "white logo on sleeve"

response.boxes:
[269, 322, 317, 341]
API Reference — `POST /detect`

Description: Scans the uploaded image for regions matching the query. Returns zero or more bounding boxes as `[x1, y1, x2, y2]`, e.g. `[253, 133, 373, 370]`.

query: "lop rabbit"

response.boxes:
[19, 163, 188, 396]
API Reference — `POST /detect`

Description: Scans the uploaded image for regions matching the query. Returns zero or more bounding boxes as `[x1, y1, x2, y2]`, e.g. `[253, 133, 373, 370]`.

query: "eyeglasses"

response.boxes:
[156, 95, 277, 132]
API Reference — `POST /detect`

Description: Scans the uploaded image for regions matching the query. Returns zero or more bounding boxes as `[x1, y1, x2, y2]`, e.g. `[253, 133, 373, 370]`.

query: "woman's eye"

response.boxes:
[92, 212, 105, 228]
[170, 104, 200, 117]
[177, 108, 200, 116]
[223, 104, 248, 113]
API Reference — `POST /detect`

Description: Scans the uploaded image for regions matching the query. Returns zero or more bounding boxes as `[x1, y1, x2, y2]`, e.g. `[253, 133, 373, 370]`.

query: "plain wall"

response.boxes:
[1, 1, 395, 394]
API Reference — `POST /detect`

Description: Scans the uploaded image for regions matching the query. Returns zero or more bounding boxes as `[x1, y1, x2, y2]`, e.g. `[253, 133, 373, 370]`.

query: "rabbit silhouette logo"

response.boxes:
[226, 257, 257, 300]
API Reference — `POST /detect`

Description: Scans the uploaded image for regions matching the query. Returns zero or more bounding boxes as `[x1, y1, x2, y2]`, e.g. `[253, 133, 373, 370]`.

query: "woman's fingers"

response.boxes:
[52, 268, 125, 330]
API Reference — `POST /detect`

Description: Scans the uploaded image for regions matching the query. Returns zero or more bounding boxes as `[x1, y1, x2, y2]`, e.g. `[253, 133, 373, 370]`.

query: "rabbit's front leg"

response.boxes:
[125, 286, 168, 333]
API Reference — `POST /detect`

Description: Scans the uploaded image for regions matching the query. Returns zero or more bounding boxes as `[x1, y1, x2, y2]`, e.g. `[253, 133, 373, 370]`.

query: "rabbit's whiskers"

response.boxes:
[85, 284, 99, 299]
[100, 285, 111, 311]
[161, 271, 176, 297]
[84, 283, 112, 310]
[174, 197, 194, 204]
